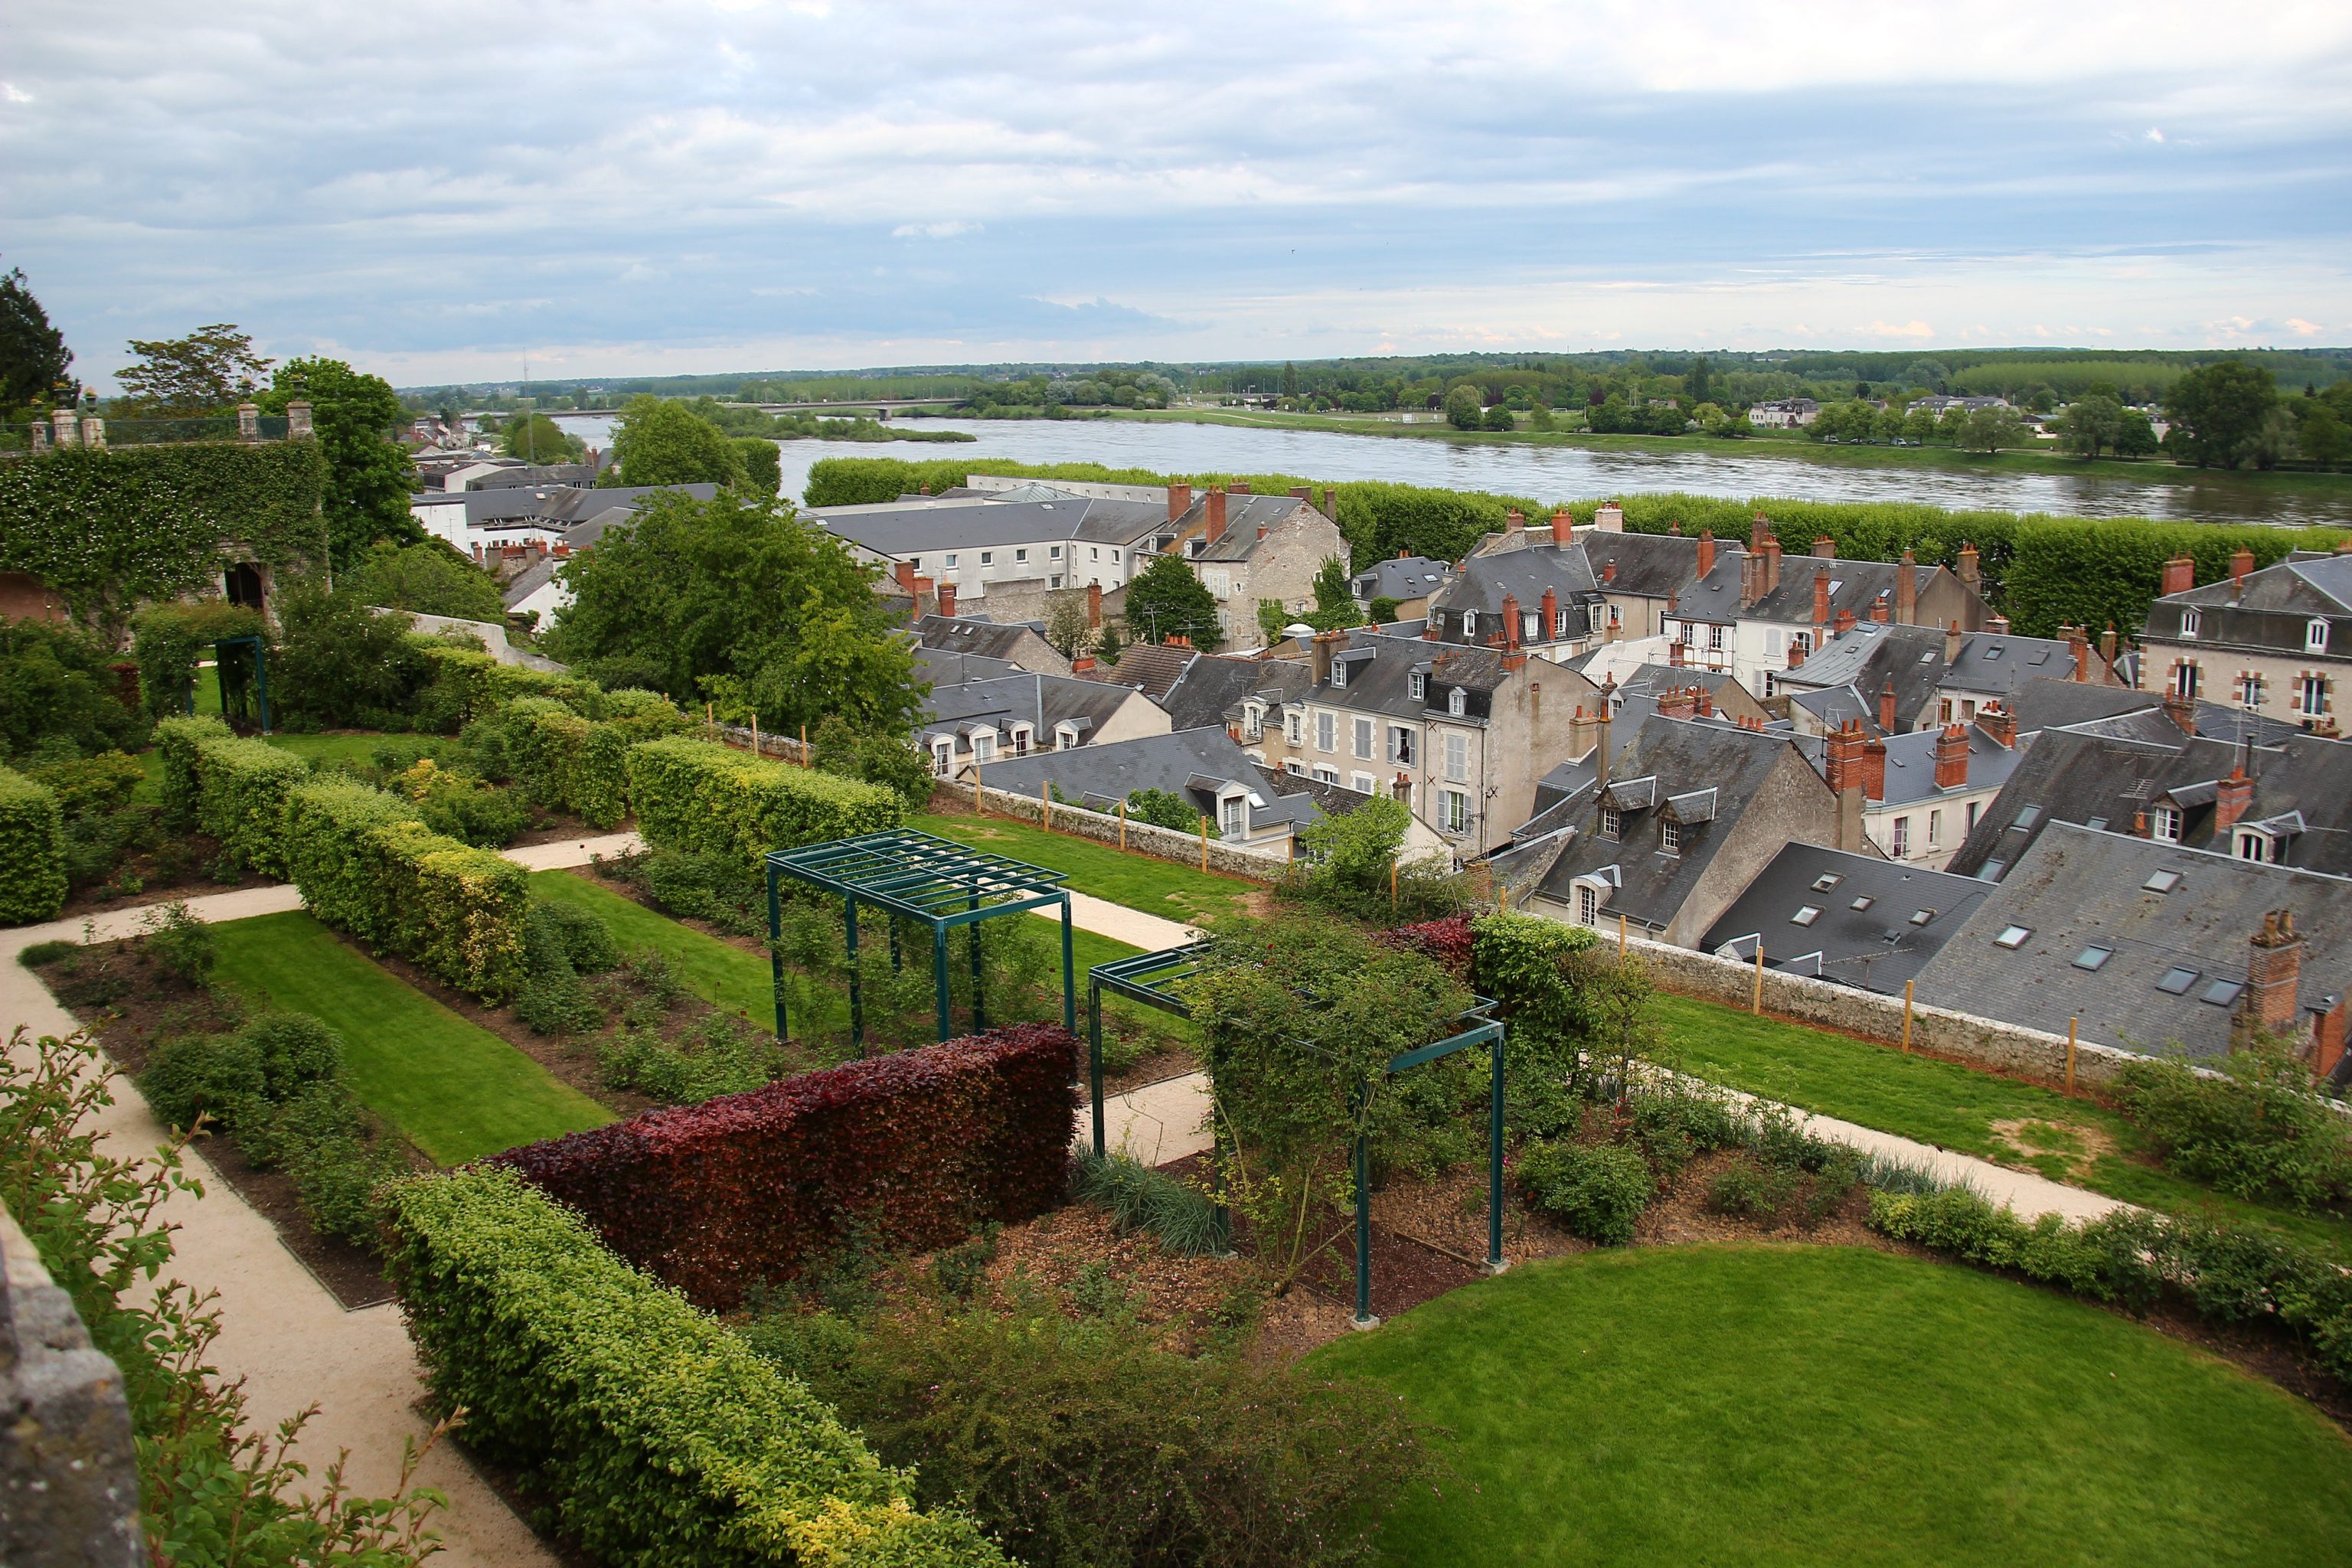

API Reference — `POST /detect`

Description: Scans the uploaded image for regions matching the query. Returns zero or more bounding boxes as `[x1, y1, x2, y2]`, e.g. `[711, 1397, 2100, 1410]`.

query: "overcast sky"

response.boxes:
[5, 1, 2350, 388]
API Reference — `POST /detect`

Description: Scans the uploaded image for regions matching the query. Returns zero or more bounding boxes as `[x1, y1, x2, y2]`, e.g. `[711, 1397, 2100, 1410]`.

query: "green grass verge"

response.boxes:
[1658, 991, 2352, 1253]
[208, 910, 612, 1164]
[915, 810, 1263, 930]
[1318, 1245, 2352, 1568]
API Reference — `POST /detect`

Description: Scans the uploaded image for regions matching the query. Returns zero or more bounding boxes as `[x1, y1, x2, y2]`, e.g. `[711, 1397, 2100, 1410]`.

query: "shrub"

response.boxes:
[626, 735, 902, 877]
[1470, 913, 1597, 1135]
[18, 937, 77, 966]
[1517, 1139, 1653, 1244]
[494, 1022, 1079, 1310]
[22, 749, 143, 817]
[597, 1017, 786, 1105]
[411, 642, 597, 733]
[235, 1077, 364, 1170]
[530, 897, 619, 974]
[501, 696, 593, 810]
[2116, 1041, 2352, 1212]
[1072, 1150, 1229, 1256]
[0, 616, 150, 760]
[286, 1130, 407, 1246]
[270, 580, 430, 728]
[811, 715, 936, 813]
[1619, 1081, 1748, 1178]
[390, 757, 528, 848]
[284, 779, 531, 1001]
[1707, 1156, 1801, 1221]
[381, 1167, 1007, 1566]
[153, 714, 306, 877]
[1374, 913, 1475, 978]
[515, 972, 606, 1037]
[142, 1010, 342, 1138]
[0, 763, 67, 923]
[139, 900, 217, 985]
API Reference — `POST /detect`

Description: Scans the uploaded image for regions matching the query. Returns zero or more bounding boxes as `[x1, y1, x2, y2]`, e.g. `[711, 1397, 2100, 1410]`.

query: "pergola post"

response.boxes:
[844, 893, 864, 1054]
[767, 864, 787, 1040]
[1060, 897, 1076, 1037]
[247, 637, 273, 734]
[932, 924, 952, 1043]
[1488, 1036, 1508, 1272]
[967, 890, 985, 1032]
[1351, 1080, 1377, 1330]
[1086, 974, 1106, 1158]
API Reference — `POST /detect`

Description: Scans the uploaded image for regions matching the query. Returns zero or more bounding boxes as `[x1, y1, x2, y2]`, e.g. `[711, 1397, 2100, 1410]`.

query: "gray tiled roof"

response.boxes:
[1682, 550, 1939, 628]
[1701, 844, 1991, 994]
[915, 616, 1050, 664]
[808, 493, 1170, 557]
[917, 672, 1135, 748]
[970, 726, 1318, 835]
[1158, 655, 1266, 732]
[1075, 642, 1193, 701]
[1353, 556, 1455, 602]
[1916, 822, 2352, 1059]
[1875, 724, 2020, 806]
[1190, 495, 1322, 560]
[913, 645, 1025, 685]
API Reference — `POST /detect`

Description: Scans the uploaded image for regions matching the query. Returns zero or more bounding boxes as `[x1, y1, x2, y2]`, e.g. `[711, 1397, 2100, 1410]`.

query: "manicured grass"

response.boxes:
[208, 911, 612, 1164]
[915, 810, 1263, 929]
[1658, 991, 2352, 1253]
[1317, 1245, 2352, 1568]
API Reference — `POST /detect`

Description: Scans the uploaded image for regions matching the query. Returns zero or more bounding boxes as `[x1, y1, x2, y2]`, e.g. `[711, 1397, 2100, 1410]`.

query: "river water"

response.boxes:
[550, 413, 2349, 527]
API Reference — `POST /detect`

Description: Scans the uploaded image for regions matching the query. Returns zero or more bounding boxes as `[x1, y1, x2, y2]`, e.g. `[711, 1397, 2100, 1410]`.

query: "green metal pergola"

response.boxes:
[1087, 941, 1508, 1328]
[184, 632, 273, 733]
[766, 829, 1076, 1051]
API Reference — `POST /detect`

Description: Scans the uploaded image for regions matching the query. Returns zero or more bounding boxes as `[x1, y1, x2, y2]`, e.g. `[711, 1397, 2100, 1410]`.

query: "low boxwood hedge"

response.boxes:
[0, 765, 67, 925]
[384, 1166, 1007, 1567]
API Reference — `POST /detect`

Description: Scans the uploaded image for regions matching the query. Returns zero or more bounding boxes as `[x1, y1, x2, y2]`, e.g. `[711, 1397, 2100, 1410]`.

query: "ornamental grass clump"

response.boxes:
[1072, 1150, 1228, 1257]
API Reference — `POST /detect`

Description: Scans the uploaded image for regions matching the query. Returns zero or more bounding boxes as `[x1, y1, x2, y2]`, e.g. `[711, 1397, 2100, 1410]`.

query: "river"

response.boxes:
[550, 413, 2350, 528]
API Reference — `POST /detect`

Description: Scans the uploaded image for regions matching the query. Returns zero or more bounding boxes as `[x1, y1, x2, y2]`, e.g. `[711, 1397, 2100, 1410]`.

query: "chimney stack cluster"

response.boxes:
[1824, 720, 1888, 802]
[2161, 553, 2196, 597]
[1896, 550, 1918, 625]
[1976, 702, 2017, 749]
[2246, 910, 2305, 1037]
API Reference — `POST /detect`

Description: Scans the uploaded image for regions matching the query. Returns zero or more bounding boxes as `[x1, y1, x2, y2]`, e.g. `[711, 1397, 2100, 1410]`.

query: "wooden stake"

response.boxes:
[705, 700, 714, 737]
[1199, 816, 1210, 871]
[2066, 1016, 2079, 1094]
[1390, 860, 1398, 907]
[751, 717, 760, 756]
[973, 765, 982, 812]
[1118, 799, 1127, 850]
[1040, 780, 1051, 828]
[1619, 912, 1627, 957]
[1902, 979, 1915, 1053]
[799, 723, 808, 763]
[1752, 942, 1765, 1014]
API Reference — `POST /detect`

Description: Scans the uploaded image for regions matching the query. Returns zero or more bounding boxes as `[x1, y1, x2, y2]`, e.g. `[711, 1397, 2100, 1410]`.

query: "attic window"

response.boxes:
[2143, 870, 2183, 894]
[2012, 805, 2041, 830]
[2154, 967, 2198, 995]
[1331, 661, 1347, 690]
[1981, 860, 2007, 880]
[1994, 924, 2030, 949]
[1410, 673, 1426, 700]
[1850, 896, 1874, 911]
[1791, 905, 1821, 926]
[2073, 946, 2113, 972]
[1448, 688, 1466, 717]
[1984, 645, 2004, 660]
[1910, 908, 1936, 926]
[2201, 979, 2246, 1007]
[2028, 650, 2050, 665]
[1811, 873, 1843, 891]
[1829, 579, 1844, 593]
[1917, 651, 1936, 663]
[2084, 817, 2108, 832]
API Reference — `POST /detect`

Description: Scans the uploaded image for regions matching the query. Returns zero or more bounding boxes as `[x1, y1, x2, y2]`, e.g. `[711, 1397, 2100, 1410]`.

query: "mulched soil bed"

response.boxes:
[54, 835, 266, 923]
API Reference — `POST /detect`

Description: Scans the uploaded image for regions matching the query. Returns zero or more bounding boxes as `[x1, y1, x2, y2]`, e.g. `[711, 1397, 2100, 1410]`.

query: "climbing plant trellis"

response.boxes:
[766, 829, 1076, 1050]
[1088, 941, 1508, 1328]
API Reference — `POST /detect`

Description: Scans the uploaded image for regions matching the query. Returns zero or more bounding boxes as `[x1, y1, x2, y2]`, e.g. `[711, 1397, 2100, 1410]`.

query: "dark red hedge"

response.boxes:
[1376, 914, 1475, 980]
[491, 1023, 1080, 1310]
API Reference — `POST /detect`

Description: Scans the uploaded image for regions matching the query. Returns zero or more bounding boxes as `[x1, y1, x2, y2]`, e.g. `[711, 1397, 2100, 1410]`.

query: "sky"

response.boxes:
[5, 1, 2351, 389]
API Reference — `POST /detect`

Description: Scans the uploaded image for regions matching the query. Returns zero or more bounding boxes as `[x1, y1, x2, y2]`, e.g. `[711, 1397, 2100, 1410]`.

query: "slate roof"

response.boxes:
[1189, 495, 1323, 561]
[1158, 654, 1266, 732]
[1354, 556, 1455, 603]
[1939, 630, 2082, 697]
[914, 616, 1051, 665]
[2145, 554, 2352, 655]
[1875, 723, 2022, 806]
[1791, 686, 1880, 735]
[916, 672, 1137, 750]
[1682, 550, 1941, 628]
[500, 557, 560, 610]
[808, 492, 1169, 558]
[1531, 717, 1828, 931]
[1945, 724, 2352, 880]
[1075, 642, 1193, 702]
[1916, 822, 2352, 1060]
[1700, 844, 1991, 994]
[1578, 531, 1733, 601]
[913, 645, 1024, 685]
[1292, 629, 1518, 726]
[413, 482, 719, 536]
[1779, 622, 1948, 725]
[969, 727, 1319, 835]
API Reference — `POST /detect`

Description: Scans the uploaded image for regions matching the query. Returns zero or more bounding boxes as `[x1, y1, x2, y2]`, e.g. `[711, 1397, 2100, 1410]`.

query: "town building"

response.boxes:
[2137, 547, 2352, 732]
[1779, 619, 2121, 737]
[1746, 398, 1821, 429]
[1351, 554, 1455, 619]
[1700, 844, 1992, 995]
[917, 671, 1167, 779]
[1421, 506, 1732, 662]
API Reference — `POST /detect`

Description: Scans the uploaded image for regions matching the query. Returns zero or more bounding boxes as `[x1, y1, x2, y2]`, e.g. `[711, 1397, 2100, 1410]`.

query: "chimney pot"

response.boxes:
[2067, 623, 2091, 681]
[1976, 702, 2017, 748]
[1811, 535, 1837, 559]
[894, 560, 917, 596]
[1206, 487, 1228, 541]
[1540, 586, 1559, 639]
[1551, 508, 1573, 547]
[938, 582, 958, 619]
[2161, 553, 2196, 597]
[1896, 549, 1919, 624]
[1812, 571, 1831, 628]
[1945, 619, 1963, 665]
[1880, 679, 1899, 732]
[1957, 542, 1981, 590]
[1934, 724, 1970, 789]
[2230, 547, 2256, 586]
[2246, 906, 2305, 1036]
[2216, 764, 2253, 828]
[1834, 606, 1857, 636]
[1167, 482, 1192, 521]
[1869, 596, 1890, 624]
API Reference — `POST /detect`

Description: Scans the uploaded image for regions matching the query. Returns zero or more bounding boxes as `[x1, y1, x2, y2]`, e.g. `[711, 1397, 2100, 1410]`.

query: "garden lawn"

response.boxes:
[915, 810, 1263, 930]
[207, 911, 612, 1164]
[1318, 1245, 2352, 1568]
[1658, 991, 2352, 1254]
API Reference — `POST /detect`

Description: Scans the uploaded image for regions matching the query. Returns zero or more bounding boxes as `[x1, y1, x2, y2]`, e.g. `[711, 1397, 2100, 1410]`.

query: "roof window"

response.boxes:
[1980, 860, 2006, 880]
[2155, 966, 2198, 995]
[2143, 870, 2183, 894]
[1850, 896, 1874, 911]
[1791, 906, 1821, 926]
[2201, 979, 2246, 1007]
[2085, 816, 2108, 832]
[1994, 924, 2030, 949]
[2012, 805, 2040, 830]
[1909, 908, 1936, 926]
[2073, 946, 2113, 972]
[1811, 873, 1843, 891]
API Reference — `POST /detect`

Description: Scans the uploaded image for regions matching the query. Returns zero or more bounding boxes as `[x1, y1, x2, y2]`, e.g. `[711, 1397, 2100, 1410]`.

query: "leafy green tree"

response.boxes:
[812, 714, 935, 811]
[544, 488, 921, 734]
[1042, 589, 1095, 658]
[2297, 401, 2352, 469]
[2166, 360, 2280, 469]
[501, 413, 584, 462]
[1121, 553, 1223, 650]
[1367, 595, 1401, 625]
[1443, 386, 1482, 430]
[732, 437, 781, 495]
[1312, 557, 1353, 617]
[1959, 405, 2029, 453]
[0, 618, 148, 760]
[344, 540, 505, 621]
[0, 266, 72, 414]
[2057, 391, 2125, 459]
[2115, 407, 2161, 459]
[1527, 405, 1557, 433]
[260, 358, 420, 567]
[1255, 598, 1288, 648]
[1684, 355, 1712, 405]
[606, 395, 746, 486]
[270, 581, 429, 728]
[1125, 787, 1209, 836]
[116, 324, 273, 415]
[1480, 404, 1516, 433]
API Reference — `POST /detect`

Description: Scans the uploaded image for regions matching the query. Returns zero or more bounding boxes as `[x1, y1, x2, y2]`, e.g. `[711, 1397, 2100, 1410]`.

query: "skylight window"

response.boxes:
[1980, 861, 2007, 881]
[2074, 946, 2113, 972]
[2085, 817, 2108, 832]
[1828, 578, 1844, 593]
[2012, 805, 2041, 830]
[1850, 896, 1875, 911]
[2155, 967, 2198, 995]
[1918, 651, 1936, 664]
[2201, 979, 2246, 1007]
[1910, 909, 1936, 926]
[1811, 873, 1843, 891]
[1984, 645, 2004, 659]
[1994, 924, 2030, 949]
[2143, 870, 2183, 894]
[1791, 906, 1821, 926]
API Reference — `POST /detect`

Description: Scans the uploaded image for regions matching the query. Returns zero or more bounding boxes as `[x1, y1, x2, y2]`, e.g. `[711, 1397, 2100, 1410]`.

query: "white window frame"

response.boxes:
[1014, 547, 1027, 564]
[1599, 806, 1622, 841]
[1219, 795, 1247, 838]
[980, 550, 994, 567]
[1410, 672, 1426, 700]
[931, 740, 954, 776]
[1315, 711, 1336, 752]
[1050, 545, 1063, 560]
[1390, 726, 1416, 766]
[1351, 771, 1376, 794]
[1353, 717, 1374, 760]
[1660, 818, 1683, 855]
[1314, 764, 1340, 784]
[1442, 789, 1470, 835]
[1928, 808, 1942, 848]
[2310, 618, 2330, 654]
[1056, 722, 1080, 750]
[2301, 673, 2330, 717]
[1331, 659, 1348, 690]
[944, 552, 959, 568]
[1891, 815, 1910, 858]
[1461, 611, 1477, 639]
[1448, 688, 1466, 717]
[2181, 607, 2200, 638]
[1008, 723, 1033, 756]
[2153, 804, 2182, 842]
[2236, 829, 2269, 862]
[970, 730, 997, 763]
[2173, 660, 2199, 699]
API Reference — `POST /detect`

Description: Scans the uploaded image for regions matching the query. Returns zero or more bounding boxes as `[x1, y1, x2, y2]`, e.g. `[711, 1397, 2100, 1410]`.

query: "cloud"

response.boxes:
[890, 220, 982, 239]
[2145, 126, 2166, 142]
[1864, 319, 1936, 338]
[1, 82, 31, 104]
[2288, 316, 2325, 335]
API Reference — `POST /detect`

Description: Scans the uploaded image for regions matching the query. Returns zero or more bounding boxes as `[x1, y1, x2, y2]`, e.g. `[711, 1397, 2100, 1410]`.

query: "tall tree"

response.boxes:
[501, 412, 584, 462]
[606, 394, 745, 486]
[544, 488, 920, 734]
[115, 324, 273, 415]
[0, 266, 72, 414]
[1121, 553, 1223, 651]
[2165, 360, 2281, 469]
[260, 358, 420, 568]
[2056, 390, 2125, 459]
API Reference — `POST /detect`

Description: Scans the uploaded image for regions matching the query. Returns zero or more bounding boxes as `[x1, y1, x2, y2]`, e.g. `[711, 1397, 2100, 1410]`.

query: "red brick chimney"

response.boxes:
[1868, 596, 1890, 624]
[2245, 910, 2305, 1036]
[1825, 719, 1862, 793]
[1945, 620, 1964, 665]
[2161, 553, 2195, 596]
[1290, 485, 1312, 501]
[1071, 655, 1096, 673]
[1167, 482, 1192, 521]
[1506, 508, 1525, 534]
[2230, 547, 2256, 587]
[1879, 679, 1899, 732]
[1229, 482, 1253, 496]
[1859, 734, 1887, 802]
[937, 582, 958, 618]
[894, 560, 917, 596]
[1787, 639, 1807, 670]
[1694, 684, 1714, 718]
[1934, 724, 1970, 789]
[1750, 511, 1772, 551]
[1812, 571, 1831, 628]
[1551, 508, 1573, 547]
[2067, 624, 2091, 682]
[1311, 629, 1341, 684]
[1697, 528, 1716, 579]
[2216, 765, 2253, 829]
[1811, 536, 1837, 559]
[1957, 542, 1981, 591]
[1668, 639, 1686, 667]
[1602, 560, 1618, 585]
[1501, 593, 1521, 648]
[1976, 702, 2016, 748]
[1086, 580, 1102, 629]
[1896, 550, 1918, 625]
[1763, 535, 1783, 594]
[1205, 487, 1228, 542]
[2161, 688, 2197, 736]
[1658, 684, 1699, 720]
[1834, 606, 1857, 636]
[1540, 586, 1558, 639]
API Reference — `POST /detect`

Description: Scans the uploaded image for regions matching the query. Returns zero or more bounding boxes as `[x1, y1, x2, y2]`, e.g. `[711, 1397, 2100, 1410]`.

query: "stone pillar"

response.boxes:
[28, 420, 49, 454]
[286, 400, 314, 439]
[51, 408, 78, 449]
[78, 417, 104, 450]
[237, 401, 260, 442]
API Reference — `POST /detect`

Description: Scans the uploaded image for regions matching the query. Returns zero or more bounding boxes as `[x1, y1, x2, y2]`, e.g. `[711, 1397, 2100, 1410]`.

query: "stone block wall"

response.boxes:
[938, 782, 1289, 884]
[2, 1203, 141, 1567]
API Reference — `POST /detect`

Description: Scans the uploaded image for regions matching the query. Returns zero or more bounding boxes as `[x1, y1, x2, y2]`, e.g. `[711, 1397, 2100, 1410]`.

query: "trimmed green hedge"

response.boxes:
[0, 766, 67, 925]
[384, 1167, 1008, 1567]
[499, 691, 686, 829]
[503, 697, 593, 812]
[154, 714, 307, 877]
[627, 737, 901, 871]
[413, 642, 600, 733]
[285, 779, 530, 1000]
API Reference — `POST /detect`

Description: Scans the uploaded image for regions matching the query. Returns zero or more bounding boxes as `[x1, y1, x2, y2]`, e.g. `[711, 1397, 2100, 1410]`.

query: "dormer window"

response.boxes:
[931, 740, 954, 776]
[1009, 724, 1033, 756]
[1599, 806, 1622, 840]
[1524, 613, 1539, 642]
[1447, 688, 1466, 717]
[1555, 610, 1571, 637]
[1410, 673, 1426, 700]
[2181, 607, 2200, 639]
[1460, 611, 1477, 639]
[1331, 659, 1348, 690]
[1660, 819, 1683, 855]
[2310, 618, 2331, 654]
[1056, 722, 1081, 750]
